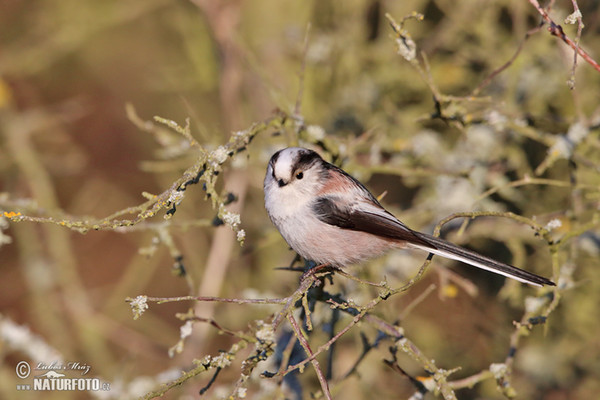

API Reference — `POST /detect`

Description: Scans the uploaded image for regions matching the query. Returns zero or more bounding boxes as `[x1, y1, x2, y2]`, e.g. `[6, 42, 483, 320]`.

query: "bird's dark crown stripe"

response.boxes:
[292, 150, 321, 172]
[269, 150, 281, 179]
[269, 150, 281, 167]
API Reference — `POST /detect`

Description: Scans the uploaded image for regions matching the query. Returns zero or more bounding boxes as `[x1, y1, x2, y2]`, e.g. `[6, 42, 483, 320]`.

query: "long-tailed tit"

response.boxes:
[264, 147, 555, 287]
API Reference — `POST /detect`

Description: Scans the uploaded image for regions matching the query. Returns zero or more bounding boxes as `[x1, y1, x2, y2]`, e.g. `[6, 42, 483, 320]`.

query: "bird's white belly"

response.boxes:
[272, 210, 395, 267]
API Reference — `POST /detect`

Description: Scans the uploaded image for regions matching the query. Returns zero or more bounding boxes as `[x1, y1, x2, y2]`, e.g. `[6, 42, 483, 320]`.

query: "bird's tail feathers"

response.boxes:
[409, 232, 555, 287]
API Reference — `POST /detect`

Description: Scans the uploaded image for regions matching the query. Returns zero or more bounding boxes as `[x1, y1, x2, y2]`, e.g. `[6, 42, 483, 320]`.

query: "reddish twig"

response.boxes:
[287, 314, 332, 400]
[528, 0, 600, 73]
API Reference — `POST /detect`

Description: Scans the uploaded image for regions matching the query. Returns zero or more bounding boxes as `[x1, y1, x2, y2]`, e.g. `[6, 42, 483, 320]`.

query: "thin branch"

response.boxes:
[145, 295, 288, 305]
[528, 0, 600, 72]
[566, 0, 584, 88]
[472, 24, 544, 96]
[272, 256, 433, 380]
[473, 177, 590, 205]
[433, 210, 547, 239]
[341, 331, 386, 380]
[275, 332, 299, 380]
[384, 346, 430, 396]
[1, 113, 286, 233]
[272, 270, 321, 329]
[276, 295, 375, 378]
[394, 337, 459, 400]
[447, 369, 494, 390]
[142, 340, 248, 399]
[398, 283, 436, 320]
[287, 314, 332, 400]
[294, 23, 311, 117]
[199, 367, 222, 395]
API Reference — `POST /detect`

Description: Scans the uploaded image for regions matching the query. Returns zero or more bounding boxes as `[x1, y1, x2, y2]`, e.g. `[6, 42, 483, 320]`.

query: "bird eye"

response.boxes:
[295, 171, 304, 180]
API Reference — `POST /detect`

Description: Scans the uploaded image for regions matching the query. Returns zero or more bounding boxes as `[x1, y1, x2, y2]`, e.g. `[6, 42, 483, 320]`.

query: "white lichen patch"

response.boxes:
[489, 362, 508, 379]
[236, 229, 246, 244]
[255, 321, 275, 344]
[167, 190, 184, 206]
[210, 145, 229, 168]
[213, 353, 232, 369]
[180, 320, 193, 340]
[544, 219, 562, 232]
[129, 295, 149, 320]
[396, 36, 416, 61]
[565, 10, 582, 24]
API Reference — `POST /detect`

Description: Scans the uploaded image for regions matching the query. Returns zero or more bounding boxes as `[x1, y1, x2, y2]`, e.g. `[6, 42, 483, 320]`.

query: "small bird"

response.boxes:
[264, 147, 555, 287]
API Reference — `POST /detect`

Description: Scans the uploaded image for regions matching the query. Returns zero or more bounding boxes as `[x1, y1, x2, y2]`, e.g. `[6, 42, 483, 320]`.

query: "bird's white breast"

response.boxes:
[265, 176, 395, 266]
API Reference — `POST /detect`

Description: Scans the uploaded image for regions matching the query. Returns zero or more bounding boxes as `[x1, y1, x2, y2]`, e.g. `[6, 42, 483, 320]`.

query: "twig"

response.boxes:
[341, 331, 387, 380]
[384, 346, 430, 396]
[294, 23, 311, 117]
[287, 314, 332, 400]
[473, 177, 579, 205]
[433, 211, 547, 240]
[272, 256, 433, 380]
[566, 0, 584, 88]
[528, 0, 600, 72]
[199, 367, 222, 395]
[272, 271, 320, 329]
[302, 291, 313, 331]
[398, 283, 436, 320]
[142, 341, 248, 399]
[275, 288, 395, 376]
[394, 337, 459, 400]
[275, 295, 375, 378]
[472, 24, 544, 96]
[182, 315, 242, 338]
[144, 295, 288, 305]
[447, 369, 494, 390]
[1, 112, 286, 233]
[275, 332, 299, 380]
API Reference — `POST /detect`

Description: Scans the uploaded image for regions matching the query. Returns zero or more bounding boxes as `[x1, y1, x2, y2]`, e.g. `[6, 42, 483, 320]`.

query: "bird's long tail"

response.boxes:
[409, 232, 555, 287]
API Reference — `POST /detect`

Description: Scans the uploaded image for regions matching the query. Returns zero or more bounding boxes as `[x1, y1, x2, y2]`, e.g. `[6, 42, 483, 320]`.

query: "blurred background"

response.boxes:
[1, 0, 599, 399]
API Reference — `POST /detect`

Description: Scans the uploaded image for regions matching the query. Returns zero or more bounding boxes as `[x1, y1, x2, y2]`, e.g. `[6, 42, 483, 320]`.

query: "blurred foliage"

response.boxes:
[1, 0, 599, 399]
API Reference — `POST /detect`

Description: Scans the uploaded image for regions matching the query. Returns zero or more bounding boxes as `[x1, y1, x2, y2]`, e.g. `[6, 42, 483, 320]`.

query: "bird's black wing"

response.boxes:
[312, 196, 555, 287]
[311, 196, 434, 248]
